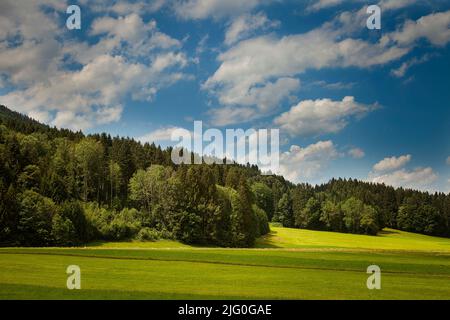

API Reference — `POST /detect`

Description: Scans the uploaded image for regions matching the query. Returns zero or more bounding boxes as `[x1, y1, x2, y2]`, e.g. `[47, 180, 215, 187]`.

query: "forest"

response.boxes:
[0, 104, 449, 248]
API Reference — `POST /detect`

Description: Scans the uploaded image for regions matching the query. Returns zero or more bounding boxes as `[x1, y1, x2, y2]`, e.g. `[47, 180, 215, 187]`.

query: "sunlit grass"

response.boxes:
[1, 226, 449, 300]
[256, 226, 450, 252]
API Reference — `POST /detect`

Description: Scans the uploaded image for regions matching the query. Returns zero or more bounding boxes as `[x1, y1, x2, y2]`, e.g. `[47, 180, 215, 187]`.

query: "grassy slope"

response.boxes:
[1, 227, 449, 300]
[257, 227, 450, 251]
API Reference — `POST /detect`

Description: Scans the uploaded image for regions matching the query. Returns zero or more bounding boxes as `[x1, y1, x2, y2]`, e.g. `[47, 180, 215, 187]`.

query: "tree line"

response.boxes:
[0, 105, 449, 248]
[0, 106, 269, 247]
[272, 179, 450, 237]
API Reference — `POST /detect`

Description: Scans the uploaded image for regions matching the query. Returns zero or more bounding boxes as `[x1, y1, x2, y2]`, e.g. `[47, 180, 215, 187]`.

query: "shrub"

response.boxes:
[270, 222, 283, 228]
[136, 227, 161, 241]
[253, 205, 270, 237]
[18, 190, 59, 246]
[51, 214, 76, 246]
[159, 228, 175, 240]
[83, 203, 141, 241]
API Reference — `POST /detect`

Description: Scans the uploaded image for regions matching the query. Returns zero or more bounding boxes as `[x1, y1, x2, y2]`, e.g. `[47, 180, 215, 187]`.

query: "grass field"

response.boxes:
[1, 226, 449, 300]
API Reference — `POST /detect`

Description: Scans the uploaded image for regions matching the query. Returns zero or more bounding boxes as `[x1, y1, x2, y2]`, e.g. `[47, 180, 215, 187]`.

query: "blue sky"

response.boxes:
[0, 0, 449, 192]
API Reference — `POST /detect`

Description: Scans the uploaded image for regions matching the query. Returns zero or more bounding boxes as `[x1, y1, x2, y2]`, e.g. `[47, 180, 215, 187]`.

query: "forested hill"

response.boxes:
[0, 105, 449, 248]
[0, 105, 84, 140]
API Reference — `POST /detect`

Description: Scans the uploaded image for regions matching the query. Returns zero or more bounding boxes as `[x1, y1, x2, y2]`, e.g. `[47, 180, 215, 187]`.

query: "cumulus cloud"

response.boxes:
[0, 4, 191, 131]
[0, 0, 66, 40]
[207, 107, 261, 127]
[307, 0, 348, 12]
[68, 13, 183, 64]
[349, 148, 365, 159]
[204, 24, 408, 125]
[83, 0, 167, 15]
[307, 0, 419, 13]
[0, 38, 62, 85]
[225, 12, 279, 46]
[208, 77, 300, 126]
[274, 96, 376, 137]
[0, 1, 66, 85]
[370, 154, 440, 191]
[379, 0, 420, 10]
[138, 126, 189, 144]
[370, 167, 438, 191]
[1, 54, 186, 130]
[373, 154, 412, 172]
[174, 0, 272, 20]
[204, 7, 450, 126]
[278, 141, 339, 183]
[206, 29, 407, 92]
[387, 10, 450, 47]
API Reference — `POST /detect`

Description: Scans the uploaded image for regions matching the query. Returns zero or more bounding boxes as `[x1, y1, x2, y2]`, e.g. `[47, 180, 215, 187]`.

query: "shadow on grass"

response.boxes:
[255, 231, 281, 248]
[378, 229, 401, 236]
[0, 283, 249, 300]
[86, 239, 222, 249]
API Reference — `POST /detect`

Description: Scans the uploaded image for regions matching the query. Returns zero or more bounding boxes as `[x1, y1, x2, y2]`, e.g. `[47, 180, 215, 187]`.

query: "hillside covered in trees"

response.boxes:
[0, 105, 449, 248]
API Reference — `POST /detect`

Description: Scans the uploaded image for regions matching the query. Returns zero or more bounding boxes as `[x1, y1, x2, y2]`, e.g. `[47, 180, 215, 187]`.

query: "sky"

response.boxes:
[0, 0, 449, 193]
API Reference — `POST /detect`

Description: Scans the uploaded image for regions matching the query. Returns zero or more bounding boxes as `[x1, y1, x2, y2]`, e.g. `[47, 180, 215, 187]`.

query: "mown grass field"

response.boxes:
[1, 226, 449, 300]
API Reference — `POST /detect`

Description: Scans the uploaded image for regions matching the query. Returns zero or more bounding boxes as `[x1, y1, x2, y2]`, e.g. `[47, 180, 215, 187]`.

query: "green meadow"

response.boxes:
[1, 226, 449, 300]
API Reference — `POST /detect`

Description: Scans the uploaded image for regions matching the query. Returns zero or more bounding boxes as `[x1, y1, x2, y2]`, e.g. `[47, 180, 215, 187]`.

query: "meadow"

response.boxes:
[1, 226, 449, 300]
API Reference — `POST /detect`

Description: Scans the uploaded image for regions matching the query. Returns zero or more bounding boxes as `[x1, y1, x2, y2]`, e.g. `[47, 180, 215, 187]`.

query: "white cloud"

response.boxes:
[138, 126, 188, 144]
[278, 141, 339, 183]
[68, 14, 182, 64]
[225, 12, 279, 46]
[371, 167, 438, 191]
[274, 96, 376, 137]
[208, 77, 300, 126]
[1, 50, 189, 130]
[0, 1, 65, 85]
[0, 0, 65, 40]
[349, 148, 365, 159]
[391, 54, 433, 78]
[447, 156, 450, 165]
[217, 8, 449, 118]
[1, 54, 173, 130]
[152, 52, 189, 72]
[204, 25, 408, 125]
[307, 0, 348, 12]
[0, 5, 191, 131]
[195, 35, 209, 55]
[79, 0, 166, 15]
[312, 81, 355, 90]
[27, 109, 52, 124]
[207, 106, 261, 127]
[388, 10, 450, 47]
[111, 0, 166, 15]
[373, 154, 412, 172]
[0, 39, 62, 85]
[379, 0, 419, 10]
[206, 30, 407, 91]
[174, 0, 272, 20]
[306, 0, 419, 13]
[204, 9, 450, 126]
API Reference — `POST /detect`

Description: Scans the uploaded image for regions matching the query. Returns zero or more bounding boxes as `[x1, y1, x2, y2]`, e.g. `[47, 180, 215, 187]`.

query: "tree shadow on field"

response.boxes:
[378, 229, 401, 236]
[255, 231, 281, 248]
